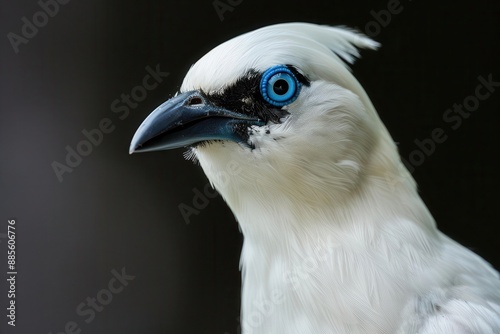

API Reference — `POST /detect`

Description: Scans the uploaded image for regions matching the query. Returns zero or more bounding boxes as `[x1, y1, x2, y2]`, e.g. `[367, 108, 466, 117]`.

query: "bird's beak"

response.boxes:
[129, 90, 264, 153]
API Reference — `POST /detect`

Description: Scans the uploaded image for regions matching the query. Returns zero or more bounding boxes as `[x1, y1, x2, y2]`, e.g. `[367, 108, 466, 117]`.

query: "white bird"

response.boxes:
[130, 23, 500, 334]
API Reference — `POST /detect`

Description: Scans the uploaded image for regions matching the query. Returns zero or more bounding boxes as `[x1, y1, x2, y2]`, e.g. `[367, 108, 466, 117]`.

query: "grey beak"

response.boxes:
[129, 90, 264, 154]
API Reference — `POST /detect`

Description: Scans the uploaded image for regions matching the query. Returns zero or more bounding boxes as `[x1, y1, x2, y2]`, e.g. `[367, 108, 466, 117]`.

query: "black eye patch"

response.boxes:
[205, 67, 310, 124]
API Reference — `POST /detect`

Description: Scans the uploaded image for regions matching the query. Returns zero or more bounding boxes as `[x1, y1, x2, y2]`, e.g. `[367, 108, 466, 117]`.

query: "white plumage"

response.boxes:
[132, 23, 500, 333]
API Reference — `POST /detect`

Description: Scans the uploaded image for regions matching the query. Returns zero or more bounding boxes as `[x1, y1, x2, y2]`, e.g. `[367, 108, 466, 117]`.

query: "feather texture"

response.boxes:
[178, 23, 500, 333]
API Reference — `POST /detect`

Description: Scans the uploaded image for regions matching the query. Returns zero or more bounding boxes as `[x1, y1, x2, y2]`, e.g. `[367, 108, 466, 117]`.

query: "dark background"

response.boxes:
[0, 0, 499, 333]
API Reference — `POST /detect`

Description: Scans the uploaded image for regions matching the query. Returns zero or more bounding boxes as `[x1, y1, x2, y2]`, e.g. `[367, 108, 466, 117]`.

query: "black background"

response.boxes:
[0, 0, 499, 333]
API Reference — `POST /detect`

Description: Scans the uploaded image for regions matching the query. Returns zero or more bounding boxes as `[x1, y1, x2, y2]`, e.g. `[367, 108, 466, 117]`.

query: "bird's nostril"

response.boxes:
[187, 96, 203, 106]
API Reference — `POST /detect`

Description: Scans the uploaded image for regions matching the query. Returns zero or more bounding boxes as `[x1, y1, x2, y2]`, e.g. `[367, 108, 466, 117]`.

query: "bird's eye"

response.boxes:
[260, 65, 301, 107]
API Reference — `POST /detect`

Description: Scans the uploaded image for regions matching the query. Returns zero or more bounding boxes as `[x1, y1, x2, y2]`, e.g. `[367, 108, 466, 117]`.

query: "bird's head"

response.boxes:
[130, 23, 403, 212]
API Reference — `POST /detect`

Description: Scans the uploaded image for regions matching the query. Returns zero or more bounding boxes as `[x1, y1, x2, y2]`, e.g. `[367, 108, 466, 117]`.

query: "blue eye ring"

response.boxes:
[260, 65, 301, 107]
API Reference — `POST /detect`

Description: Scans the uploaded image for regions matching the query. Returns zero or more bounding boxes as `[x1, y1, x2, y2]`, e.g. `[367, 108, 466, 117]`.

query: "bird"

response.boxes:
[129, 23, 500, 334]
